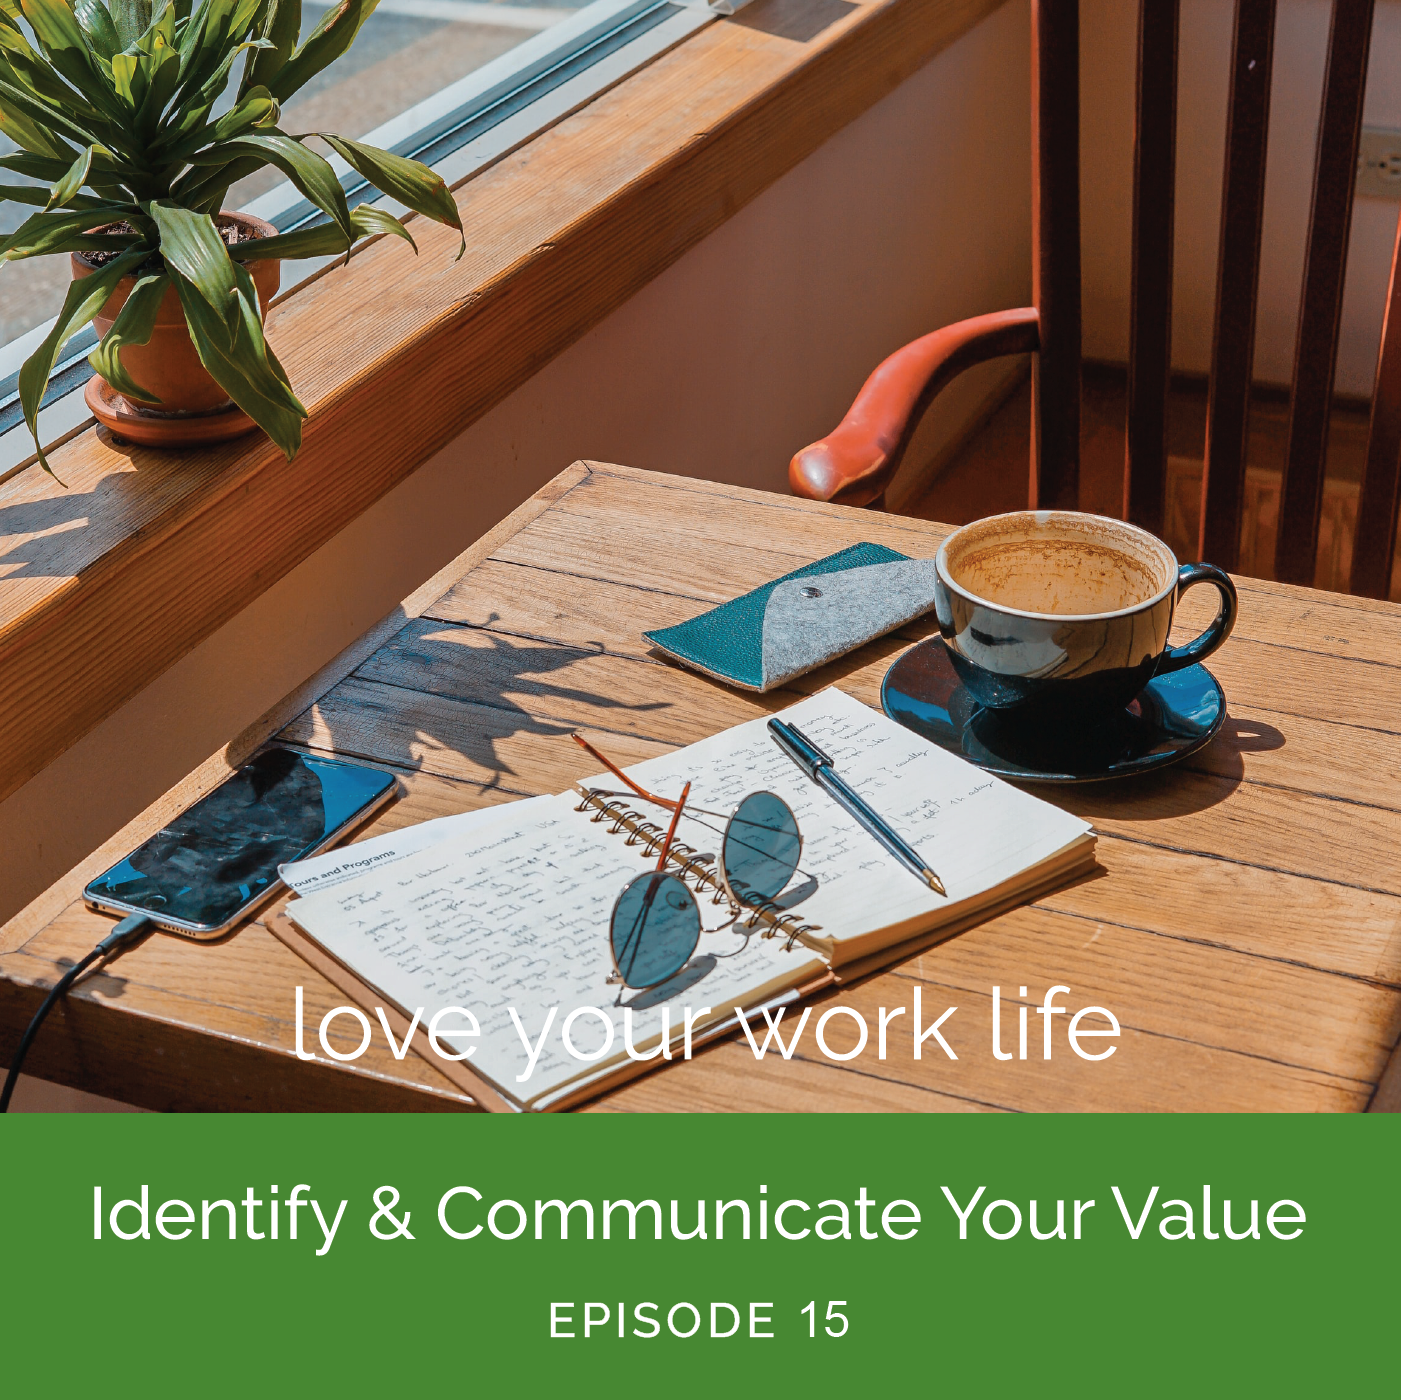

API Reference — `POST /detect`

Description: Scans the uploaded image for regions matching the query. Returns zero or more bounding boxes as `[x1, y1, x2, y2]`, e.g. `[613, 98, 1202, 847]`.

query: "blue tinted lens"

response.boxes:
[610, 872, 701, 988]
[722, 791, 801, 904]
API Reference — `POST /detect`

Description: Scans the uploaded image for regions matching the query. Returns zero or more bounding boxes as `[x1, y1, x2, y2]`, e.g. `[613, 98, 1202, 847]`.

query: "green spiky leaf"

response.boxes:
[44, 141, 95, 208]
[18, 0, 128, 126]
[1, 203, 134, 258]
[0, 69, 105, 151]
[239, 0, 296, 99]
[175, 0, 261, 97]
[0, 95, 76, 158]
[0, 149, 72, 179]
[320, 134, 462, 256]
[5, 0, 463, 470]
[145, 197, 234, 309]
[184, 131, 351, 241]
[225, 217, 345, 261]
[0, 180, 108, 210]
[232, 201, 415, 261]
[111, 50, 147, 108]
[136, 30, 180, 137]
[18, 241, 151, 475]
[203, 82, 276, 142]
[170, 260, 305, 458]
[73, 0, 121, 58]
[268, 0, 376, 102]
[345, 202, 416, 251]
[0, 180, 59, 204]
[110, 0, 154, 48]
[88, 269, 168, 402]
[0, 22, 105, 118]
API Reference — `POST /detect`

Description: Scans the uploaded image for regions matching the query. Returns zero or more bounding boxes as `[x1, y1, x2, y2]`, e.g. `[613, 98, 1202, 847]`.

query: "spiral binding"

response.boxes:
[574, 788, 822, 951]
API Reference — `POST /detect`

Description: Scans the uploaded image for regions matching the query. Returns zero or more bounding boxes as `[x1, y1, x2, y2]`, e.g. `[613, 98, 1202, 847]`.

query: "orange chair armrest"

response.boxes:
[789, 307, 1040, 506]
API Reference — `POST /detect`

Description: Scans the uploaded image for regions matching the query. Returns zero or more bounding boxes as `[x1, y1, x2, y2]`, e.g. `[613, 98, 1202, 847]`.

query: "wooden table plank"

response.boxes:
[880, 906, 1396, 1085]
[1041, 837, 1401, 987]
[356, 618, 782, 742]
[1192, 639, 1401, 736]
[1174, 572, 1401, 666]
[454, 473, 1401, 742]
[592, 977, 1371, 1113]
[1065, 778, 1401, 896]
[281, 677, 678, 795]
[287, 626, 1401, 896]
[587, 1042, 998, 1114]
[289, 683, 1389, 904]
[1, 912, 470, 1111]
[426, 558, 711, 643]
[9, 462, 1401, 1111]
[428, 579, 1401, 812]
[1185, 705, 1401, 810]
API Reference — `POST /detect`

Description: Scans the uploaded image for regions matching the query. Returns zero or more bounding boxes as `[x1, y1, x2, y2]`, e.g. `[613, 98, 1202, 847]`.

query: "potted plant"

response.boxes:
[0, 0, 464, 470]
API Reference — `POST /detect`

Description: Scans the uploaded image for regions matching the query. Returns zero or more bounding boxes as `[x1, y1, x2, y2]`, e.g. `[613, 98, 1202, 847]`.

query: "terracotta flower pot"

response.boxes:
[72, 211, 280, 420]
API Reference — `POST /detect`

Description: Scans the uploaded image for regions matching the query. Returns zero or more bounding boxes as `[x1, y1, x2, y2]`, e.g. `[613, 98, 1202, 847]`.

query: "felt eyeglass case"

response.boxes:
[643, 542, 940, 692]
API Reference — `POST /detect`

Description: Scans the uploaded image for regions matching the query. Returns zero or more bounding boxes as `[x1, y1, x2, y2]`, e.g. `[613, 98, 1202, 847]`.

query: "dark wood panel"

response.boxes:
[1352, 206, 1401, 597]
[1124, 0, 1180, 536]
[1275, 0, 1375, 584]
[1030, 0, 1082, 510]
[1200, 0, 1277, 568]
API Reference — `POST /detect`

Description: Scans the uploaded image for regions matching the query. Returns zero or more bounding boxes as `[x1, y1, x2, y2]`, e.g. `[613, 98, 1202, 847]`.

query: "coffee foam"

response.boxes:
[945, 515, 1174, 617]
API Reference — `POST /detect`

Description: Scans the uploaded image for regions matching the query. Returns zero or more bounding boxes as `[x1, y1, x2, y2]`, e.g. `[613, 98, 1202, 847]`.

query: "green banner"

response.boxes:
[2, 1114, 1392, 1392]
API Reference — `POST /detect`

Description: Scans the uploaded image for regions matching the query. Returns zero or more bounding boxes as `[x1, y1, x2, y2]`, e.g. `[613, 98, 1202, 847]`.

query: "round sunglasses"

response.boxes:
[609, 788, 803, 991]
[573, 735, 805, 992]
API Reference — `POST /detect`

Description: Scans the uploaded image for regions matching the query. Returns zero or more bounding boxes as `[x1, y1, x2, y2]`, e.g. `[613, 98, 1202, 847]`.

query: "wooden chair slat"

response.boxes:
[1351, 206, 1401, 598]
[1124, 0, 1181, 537]
[1030, 0, 1082, 510]
[790, 0, 1395, 603]
[1275, 0, 1375, 585]
[1200, 0, 1277, 569]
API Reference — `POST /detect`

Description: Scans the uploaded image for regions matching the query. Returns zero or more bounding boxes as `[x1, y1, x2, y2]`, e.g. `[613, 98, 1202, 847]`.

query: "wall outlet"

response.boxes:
[1358, 127, 1401, 201]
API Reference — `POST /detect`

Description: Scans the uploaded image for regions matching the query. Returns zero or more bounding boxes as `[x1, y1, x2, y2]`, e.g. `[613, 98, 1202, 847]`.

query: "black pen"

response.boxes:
[768, 717, 947, 896]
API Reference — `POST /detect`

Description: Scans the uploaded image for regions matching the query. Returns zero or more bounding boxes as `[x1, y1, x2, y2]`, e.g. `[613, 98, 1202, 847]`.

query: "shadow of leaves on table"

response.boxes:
[298, 614, 679, 798]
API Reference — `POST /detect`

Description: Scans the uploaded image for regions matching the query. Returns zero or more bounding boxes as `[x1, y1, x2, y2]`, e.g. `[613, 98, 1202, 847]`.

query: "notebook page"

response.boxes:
[286, 792, 824, 1104]
[606, 687, 1092, 954]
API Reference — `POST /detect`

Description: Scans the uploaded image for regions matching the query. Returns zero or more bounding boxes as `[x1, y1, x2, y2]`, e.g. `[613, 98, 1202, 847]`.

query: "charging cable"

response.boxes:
[0, 914, 154, 1113]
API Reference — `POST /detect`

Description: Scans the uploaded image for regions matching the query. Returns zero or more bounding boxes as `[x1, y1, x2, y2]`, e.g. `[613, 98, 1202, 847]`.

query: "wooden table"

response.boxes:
[5, 462, 1400, 1111]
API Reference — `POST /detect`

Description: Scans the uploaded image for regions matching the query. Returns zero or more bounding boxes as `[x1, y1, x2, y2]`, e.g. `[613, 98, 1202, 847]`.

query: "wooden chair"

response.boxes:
[789, 0, 1401, 598]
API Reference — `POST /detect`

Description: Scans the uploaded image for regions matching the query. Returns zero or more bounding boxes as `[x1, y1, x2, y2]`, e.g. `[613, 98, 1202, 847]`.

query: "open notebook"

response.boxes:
[279, 688, 1094, 1110]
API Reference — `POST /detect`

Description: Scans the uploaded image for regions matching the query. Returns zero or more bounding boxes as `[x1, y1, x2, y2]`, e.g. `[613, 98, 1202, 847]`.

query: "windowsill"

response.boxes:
[0, 0, 1001, 806]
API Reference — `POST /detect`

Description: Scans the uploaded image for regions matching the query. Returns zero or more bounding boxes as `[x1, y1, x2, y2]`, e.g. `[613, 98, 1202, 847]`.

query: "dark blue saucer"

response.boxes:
[880, 637, 1226, 784]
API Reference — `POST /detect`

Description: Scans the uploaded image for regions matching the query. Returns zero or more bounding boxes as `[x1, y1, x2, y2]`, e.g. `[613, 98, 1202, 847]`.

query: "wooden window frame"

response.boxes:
[0, 0, 1002, 806]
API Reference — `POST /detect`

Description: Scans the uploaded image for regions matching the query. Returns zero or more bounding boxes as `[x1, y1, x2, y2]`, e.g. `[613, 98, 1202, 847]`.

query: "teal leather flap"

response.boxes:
[644, 542, 939, 692]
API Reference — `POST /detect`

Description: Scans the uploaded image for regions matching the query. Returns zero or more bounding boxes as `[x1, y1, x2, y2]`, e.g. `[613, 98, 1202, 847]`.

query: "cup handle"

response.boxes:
[1157, 563, 1238, 675]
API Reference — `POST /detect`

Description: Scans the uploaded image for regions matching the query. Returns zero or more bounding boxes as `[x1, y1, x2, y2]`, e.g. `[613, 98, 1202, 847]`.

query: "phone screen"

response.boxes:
[85, 748, 396, 932]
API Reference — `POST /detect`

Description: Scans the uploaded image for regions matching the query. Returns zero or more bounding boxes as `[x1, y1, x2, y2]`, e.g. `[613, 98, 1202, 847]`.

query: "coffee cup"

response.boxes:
[932, 511, 1237, 717]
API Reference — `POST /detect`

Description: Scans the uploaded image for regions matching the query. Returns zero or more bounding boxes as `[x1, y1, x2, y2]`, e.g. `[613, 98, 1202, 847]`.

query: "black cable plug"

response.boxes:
[0, 913, 153, 1113]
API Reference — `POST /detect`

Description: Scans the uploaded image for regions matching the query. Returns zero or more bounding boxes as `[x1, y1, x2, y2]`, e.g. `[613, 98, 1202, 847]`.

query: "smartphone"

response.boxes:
[84, 747, 398, 938]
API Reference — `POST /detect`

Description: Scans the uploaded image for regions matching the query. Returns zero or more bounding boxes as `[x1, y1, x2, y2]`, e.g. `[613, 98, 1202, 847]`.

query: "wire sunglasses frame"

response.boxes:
[572, 734, 806, 994]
